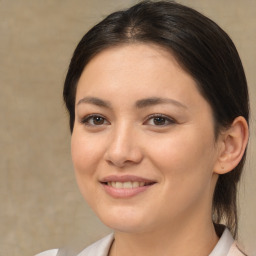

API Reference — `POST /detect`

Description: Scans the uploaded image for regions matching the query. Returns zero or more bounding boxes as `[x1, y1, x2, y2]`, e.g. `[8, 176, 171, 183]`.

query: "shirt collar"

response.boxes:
[209, 228, 234, 256]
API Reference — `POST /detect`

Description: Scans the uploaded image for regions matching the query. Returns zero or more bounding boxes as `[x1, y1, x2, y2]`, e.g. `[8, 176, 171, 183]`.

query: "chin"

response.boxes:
[96, 206, 153, 233]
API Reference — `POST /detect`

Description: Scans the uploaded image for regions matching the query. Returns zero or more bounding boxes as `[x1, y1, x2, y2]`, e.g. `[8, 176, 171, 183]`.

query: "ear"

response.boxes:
[214, 116, 249, 175]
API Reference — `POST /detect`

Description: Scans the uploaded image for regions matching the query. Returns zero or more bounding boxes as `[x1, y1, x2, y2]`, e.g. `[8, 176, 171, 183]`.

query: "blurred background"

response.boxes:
[0, 0, 255, 255]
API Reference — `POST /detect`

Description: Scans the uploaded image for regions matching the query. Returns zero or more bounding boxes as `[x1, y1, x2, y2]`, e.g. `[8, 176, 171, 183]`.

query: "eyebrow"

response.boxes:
[135, 97, 187, 109]
[77, 96, 187, 109]
[77, 97, 111, 108]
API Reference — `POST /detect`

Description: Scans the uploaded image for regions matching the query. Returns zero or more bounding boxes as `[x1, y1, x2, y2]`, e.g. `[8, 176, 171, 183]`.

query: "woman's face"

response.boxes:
[71, 44, 221, 233]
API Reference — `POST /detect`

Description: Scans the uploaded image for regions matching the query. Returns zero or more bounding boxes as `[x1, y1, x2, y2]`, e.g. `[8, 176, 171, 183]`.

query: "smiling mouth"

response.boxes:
[103, 181, 155, 189]
[100, 175, 156, 198]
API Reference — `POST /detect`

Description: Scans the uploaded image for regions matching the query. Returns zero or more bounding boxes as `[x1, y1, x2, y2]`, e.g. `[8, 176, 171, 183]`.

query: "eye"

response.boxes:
[145, 114, 176, 126]
[81, 114, 110, 126]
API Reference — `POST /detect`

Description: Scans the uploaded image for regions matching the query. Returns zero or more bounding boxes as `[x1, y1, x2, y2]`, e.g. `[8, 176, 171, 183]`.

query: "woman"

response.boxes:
[37, 1, 249, 255]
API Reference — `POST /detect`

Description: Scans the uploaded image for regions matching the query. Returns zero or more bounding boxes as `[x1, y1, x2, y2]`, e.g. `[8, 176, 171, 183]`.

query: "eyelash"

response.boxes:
[80, 114, 109, 126]
[80, 114, 176, 127]
[144, 114, 176, 126]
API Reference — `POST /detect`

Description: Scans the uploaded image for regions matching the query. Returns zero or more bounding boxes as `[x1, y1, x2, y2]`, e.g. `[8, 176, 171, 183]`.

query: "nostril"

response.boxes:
[105, 155, 136, 168]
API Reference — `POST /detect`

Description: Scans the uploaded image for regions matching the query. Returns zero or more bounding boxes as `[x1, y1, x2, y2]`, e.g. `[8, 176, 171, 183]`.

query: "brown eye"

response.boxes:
[81, 115, 109, 126]
[153, 116, 167, 125]
[145, 114, 176, 126]
[92, 116, 105, 125]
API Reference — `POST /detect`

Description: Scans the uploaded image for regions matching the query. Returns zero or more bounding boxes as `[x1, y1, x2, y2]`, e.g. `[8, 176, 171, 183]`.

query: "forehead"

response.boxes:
[76, 43, 198, 98]
[83, 43, 181, 74]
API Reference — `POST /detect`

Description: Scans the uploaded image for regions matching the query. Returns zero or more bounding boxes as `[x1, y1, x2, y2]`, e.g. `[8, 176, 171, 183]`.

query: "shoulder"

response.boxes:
[77, 233, 114, 256]
[34, 249, 58, 256]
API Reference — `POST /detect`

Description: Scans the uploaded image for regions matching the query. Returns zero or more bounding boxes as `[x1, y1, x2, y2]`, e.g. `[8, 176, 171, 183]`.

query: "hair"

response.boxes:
[63, 0, 249, 238]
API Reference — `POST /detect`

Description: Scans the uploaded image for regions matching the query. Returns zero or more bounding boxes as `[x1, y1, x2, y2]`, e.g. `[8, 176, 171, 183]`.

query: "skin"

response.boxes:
[71, 44, 248, 256]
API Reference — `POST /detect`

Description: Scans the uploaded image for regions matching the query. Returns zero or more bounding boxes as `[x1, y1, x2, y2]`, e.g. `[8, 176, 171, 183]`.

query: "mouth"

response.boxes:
[100, 175, 156, 198]
[102, 181, 155, 189]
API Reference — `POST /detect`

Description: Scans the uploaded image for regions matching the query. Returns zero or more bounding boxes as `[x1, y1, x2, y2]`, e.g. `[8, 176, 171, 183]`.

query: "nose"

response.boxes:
[104, 124, 143, 168]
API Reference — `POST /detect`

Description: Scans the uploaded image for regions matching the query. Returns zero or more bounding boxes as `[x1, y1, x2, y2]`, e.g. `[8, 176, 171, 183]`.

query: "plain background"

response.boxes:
[0, 0, 255, 255]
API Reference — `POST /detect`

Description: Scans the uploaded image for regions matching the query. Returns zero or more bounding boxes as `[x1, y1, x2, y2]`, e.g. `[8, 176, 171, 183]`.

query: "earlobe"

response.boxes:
[214, 116, 249, 175]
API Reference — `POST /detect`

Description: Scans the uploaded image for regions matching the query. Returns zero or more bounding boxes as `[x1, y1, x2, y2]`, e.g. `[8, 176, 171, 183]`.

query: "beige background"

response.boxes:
[0, 0, 255, 255]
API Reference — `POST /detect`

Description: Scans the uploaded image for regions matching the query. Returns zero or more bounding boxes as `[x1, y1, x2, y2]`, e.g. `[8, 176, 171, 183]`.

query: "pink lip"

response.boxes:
[100, 175, 156, 198]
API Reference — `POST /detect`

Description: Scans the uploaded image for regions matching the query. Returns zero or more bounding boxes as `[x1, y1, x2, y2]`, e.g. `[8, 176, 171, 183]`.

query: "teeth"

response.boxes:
[132, 181, 139, 188]
[108, 182, 117, 188]
[107, 181, 146, 188]
[123, 182, 133, 188]
[139, 182, 145, 187]
[116, 182, 123, 188]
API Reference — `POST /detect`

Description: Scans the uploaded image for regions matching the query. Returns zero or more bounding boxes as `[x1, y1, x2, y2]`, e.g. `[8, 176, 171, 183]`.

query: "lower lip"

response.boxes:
[101, 183, 155, 198]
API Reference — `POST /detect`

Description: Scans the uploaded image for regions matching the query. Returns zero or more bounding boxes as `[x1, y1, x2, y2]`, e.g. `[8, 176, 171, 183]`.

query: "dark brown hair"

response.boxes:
[63, 0, 249, 238]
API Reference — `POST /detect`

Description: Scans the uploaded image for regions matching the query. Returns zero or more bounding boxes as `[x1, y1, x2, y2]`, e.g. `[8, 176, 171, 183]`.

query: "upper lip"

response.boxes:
[100, 175, 157, 184]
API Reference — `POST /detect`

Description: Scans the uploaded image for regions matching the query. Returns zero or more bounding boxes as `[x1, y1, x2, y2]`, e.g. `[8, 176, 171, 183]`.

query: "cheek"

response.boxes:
[149, 129, 215, 170]
[71, 132, 102, 173]
[71, 131, 105, 197]
[148, 129, 216, 205]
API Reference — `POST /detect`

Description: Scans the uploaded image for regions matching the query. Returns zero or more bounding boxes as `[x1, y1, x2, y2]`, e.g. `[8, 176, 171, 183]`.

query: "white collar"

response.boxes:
[209, 228, 234, 256]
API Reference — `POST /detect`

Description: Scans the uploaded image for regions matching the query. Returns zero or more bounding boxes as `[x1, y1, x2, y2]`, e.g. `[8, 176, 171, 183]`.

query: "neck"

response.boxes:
[109, 215, 219, 256]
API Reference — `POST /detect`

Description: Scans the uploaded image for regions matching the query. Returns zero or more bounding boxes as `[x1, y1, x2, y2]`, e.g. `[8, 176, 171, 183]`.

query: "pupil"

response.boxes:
[93, 116, 104, 124]
[154, 117, 165, 125]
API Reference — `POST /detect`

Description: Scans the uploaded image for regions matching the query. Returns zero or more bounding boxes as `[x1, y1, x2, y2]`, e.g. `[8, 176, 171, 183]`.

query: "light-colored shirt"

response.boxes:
[35, 228, 246, 256]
